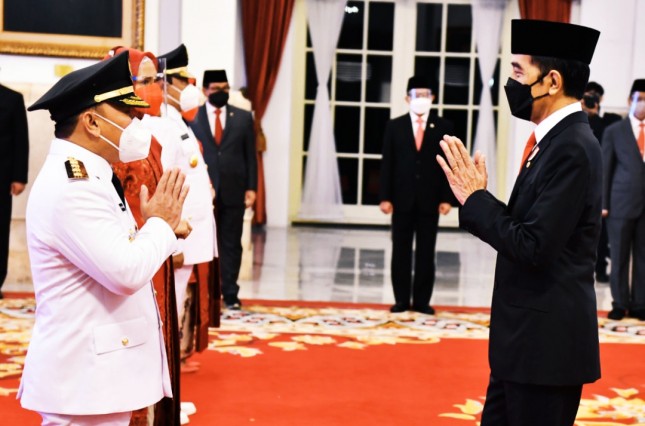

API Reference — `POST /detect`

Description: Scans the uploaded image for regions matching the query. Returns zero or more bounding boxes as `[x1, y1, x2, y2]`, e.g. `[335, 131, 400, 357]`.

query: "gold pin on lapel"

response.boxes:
[430, 123, 435, 128]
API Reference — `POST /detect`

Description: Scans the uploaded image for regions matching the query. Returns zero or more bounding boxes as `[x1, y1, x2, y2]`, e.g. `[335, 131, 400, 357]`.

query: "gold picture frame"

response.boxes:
[0, 0, 144, 59]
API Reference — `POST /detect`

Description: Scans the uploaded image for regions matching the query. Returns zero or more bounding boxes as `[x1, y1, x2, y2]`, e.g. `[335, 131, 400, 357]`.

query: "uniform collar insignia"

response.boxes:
[65, 157, 89, 180]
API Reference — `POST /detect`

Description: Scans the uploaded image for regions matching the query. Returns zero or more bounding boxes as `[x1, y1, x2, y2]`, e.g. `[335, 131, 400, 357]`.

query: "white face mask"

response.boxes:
[94, 113, 152, 163]
[169, 83, 201, 112]
[409, 97, 432, 115]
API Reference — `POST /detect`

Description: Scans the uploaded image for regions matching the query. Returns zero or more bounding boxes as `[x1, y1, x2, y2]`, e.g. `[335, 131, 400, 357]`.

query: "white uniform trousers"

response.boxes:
[39, 411, 131, 426]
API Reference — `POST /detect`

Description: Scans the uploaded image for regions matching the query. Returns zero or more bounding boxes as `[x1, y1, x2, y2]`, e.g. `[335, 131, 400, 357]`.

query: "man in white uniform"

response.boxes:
[157, 44, 218, 327]
[19, 51, 190, 426]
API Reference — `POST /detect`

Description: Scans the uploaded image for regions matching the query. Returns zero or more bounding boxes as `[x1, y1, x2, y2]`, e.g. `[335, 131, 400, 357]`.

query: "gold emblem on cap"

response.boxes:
[121, 337, 129, 346]
[189, 154, 199, 168]
[94, 86, 135, 103]
[165, 66, 194, 79]
[65, 157, 89, 180]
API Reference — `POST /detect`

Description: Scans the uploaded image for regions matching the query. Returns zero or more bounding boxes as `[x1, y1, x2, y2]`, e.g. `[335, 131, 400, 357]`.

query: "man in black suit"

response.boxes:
[602, 79, 645, 321]
[190, 70, 256, 310]
[437, 20, 602, 425]
[0, 83, 29, 299]
[581, 81, 620, 283]
[379, 76, 454, 315]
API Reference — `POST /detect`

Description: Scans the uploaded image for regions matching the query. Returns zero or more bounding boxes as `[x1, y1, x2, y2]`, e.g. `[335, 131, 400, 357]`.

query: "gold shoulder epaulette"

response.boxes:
[64, 157, 89, 180]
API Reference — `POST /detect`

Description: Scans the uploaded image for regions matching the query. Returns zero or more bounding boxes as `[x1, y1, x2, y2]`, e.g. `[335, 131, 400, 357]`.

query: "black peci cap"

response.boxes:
[159, 43, 194, 79]
[630, 79, 645, 95]
[406, 75, 433, 93]
[202, 69, 228, 87]
[511, 19, 600, 65]
[28, 50, 148, 122]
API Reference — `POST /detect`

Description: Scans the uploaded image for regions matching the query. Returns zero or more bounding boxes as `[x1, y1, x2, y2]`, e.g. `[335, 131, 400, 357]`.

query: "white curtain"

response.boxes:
[300, 0, 347, 220]
[472, 0, 508, 197]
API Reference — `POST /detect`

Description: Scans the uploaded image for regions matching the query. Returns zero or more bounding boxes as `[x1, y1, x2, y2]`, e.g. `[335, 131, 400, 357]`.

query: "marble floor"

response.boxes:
[236, 226, 614, 311]
[5, 226, 614, 310]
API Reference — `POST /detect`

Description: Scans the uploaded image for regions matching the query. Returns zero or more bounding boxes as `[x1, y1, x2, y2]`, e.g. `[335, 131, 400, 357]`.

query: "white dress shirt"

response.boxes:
[205, 102, 227, 136]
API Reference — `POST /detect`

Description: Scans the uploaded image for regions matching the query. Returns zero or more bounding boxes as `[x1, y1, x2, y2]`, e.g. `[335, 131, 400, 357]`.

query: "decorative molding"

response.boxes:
[0, 0, 144, 59]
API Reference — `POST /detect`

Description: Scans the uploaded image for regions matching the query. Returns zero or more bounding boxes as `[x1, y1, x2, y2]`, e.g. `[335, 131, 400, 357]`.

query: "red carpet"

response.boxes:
[2, 296, 645, 425]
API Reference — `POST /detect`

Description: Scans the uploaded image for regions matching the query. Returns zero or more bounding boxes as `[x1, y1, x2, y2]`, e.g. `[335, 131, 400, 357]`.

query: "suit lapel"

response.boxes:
[196, 106, 215, 145]
[619, 119, 639, 157]
[221, 106, 236, 147]
[508, 111, 587, 206]
[421, 118, 440, 151]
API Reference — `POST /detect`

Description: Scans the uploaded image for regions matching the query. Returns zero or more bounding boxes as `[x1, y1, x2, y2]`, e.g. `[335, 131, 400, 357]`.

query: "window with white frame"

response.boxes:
[301, 0, 501, 222]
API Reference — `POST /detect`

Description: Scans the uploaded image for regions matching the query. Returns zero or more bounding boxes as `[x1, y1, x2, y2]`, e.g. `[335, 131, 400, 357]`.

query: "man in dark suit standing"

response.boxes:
[582, 81, 621, 283]
[602, 79, 645, 320]
[437, 20, 602, 425]
[379, 76, 454, 314]
[190, 70, 256, 310]
[0, 83, 29, 299]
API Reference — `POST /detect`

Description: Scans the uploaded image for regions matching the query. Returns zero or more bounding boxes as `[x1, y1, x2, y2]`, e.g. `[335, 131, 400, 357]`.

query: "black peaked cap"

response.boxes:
[159, 44, 194, 79]
[28, 50, 148, 122]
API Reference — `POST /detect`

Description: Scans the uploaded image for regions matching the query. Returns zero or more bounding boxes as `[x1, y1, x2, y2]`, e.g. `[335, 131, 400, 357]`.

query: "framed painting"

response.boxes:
[0, 0, 144, 59]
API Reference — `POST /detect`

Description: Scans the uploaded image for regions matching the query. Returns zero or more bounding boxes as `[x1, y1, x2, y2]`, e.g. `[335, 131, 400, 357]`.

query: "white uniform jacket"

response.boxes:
[19, 139, 177, 415]
[145, 107, 218, 264]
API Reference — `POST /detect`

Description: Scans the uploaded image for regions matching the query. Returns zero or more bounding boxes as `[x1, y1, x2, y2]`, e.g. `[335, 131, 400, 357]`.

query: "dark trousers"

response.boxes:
[595, 218, 609, 275]
[215, 202, 244, 304]
[390, 208, 439, 308]
[0, 188, 11, 289]
[481, 375, 582, 426]
[608, 215, 645, 310]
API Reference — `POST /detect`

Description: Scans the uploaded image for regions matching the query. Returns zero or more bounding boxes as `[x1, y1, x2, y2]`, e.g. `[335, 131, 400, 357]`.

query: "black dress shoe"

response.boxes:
[225, 302, 241, 310]
[413, 305, 435, 315]
[389, 303, 409, 313]
[629, 309, 645, 321]
[607, 308, 626, 320]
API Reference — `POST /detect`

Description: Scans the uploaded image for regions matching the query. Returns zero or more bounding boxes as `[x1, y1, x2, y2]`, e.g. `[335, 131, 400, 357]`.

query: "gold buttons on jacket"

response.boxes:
[121, 337, 129, 347]
[189, 154, 199, 168]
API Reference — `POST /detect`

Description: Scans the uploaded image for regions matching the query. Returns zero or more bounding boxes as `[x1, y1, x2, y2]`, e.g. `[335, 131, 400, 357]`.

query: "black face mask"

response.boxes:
[504, 75, 549, 121]
[208, 91, 229, 108]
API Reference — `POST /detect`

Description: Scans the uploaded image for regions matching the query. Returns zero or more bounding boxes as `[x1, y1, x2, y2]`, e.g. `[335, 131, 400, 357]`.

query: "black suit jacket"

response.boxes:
[602, 118, 645, 219]
[379, 112, 455, 212]
[460, 111, 602, 386]
[0, 84, 29, 186]
[190, 104, 257, 207]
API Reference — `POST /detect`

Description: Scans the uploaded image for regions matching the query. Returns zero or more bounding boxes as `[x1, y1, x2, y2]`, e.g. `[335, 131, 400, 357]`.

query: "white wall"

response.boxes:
[581, 0, 645, 112]
[181, 0, 240, 87]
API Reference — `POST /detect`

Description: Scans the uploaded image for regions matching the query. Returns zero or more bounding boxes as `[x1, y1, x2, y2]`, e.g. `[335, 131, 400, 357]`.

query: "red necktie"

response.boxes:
[214, 109, 223, 145]
[638, 122, 644, 157]
[415, 116, 424, 151]
[519, 132, 537, 174]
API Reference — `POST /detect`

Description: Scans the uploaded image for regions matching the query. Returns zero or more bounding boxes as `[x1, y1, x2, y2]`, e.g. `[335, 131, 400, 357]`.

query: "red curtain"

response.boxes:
[241, 0, 296, 225]
[518, 0, 572, 22]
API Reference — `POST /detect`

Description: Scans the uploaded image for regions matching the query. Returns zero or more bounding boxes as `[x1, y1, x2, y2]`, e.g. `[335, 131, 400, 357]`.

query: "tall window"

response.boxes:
[301, 0, 501, 223]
